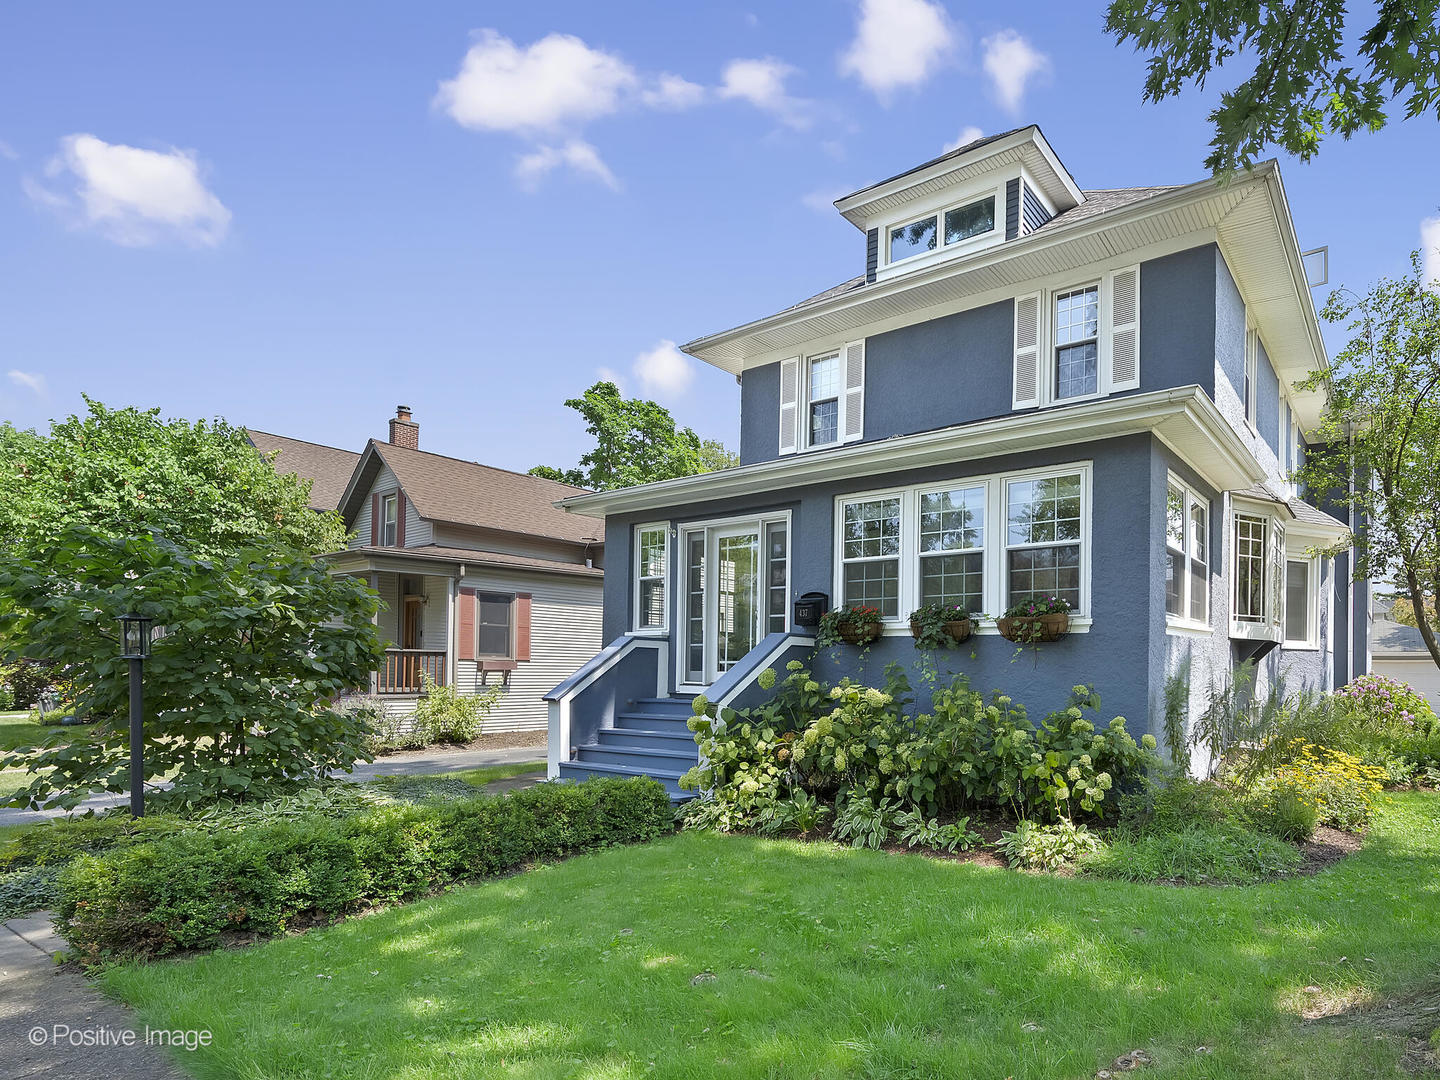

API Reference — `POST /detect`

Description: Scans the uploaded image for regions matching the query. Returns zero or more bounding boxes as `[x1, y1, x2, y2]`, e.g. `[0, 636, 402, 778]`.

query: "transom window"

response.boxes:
[381, 494, 398, 546]
[835, 465, 1090, 627]
[476, 592, 512, 658]
[840, 496, 901, 616]
[1005, 473, 1083, 609]
[1054, 285, 1099, 399]
[808, 353, 841, 447]
[634, 524, 668, 631]
[887, 194, 998, 265]
[919, 484, 985, 612]
[1165, 479, 1210, 625]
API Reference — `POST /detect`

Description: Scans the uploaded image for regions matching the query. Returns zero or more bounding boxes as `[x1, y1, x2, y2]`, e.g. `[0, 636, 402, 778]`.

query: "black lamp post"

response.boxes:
[117, 614, 153, 818]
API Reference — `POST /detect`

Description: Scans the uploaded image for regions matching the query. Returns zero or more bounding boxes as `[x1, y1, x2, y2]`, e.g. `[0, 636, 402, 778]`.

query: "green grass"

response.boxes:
[0, 709, 44, 752]
[440, 760, 546, 787]
[98, 791, 1440, 1079]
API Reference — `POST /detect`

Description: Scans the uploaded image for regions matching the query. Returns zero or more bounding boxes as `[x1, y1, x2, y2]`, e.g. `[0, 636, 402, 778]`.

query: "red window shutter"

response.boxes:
[395, 491, 406, 548]
[514, 593, 532, 661]
[457, 588, 476, 661]
[370, 493, 380, 547]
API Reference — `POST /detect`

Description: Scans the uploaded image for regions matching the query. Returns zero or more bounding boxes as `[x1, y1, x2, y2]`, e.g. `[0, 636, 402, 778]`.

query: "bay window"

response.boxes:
[1165, 479, 1210, 626]
[1231, 505, 1285, 640]
[633, 524, 668, 631]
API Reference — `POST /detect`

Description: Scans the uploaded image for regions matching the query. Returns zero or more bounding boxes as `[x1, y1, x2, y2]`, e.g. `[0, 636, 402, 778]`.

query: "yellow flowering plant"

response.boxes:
[1257, 739, 1386, 832]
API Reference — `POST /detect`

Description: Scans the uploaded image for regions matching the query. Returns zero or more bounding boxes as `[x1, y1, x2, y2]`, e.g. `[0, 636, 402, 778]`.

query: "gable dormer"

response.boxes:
[834, 126, 1084, 285]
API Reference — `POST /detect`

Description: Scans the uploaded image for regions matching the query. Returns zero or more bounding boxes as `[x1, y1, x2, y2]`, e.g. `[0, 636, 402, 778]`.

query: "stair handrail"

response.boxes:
[545, 634, 668, 779]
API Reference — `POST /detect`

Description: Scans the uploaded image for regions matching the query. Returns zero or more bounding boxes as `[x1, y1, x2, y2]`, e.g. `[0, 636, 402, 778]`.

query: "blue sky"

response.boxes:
[2, 1, 1436, 473]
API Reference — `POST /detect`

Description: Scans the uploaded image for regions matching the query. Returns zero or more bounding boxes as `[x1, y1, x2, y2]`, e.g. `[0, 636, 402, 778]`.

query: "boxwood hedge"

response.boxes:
[55, 776, 672, 961]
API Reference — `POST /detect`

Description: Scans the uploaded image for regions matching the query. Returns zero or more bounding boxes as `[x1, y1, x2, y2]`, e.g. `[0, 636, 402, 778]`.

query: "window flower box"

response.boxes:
[818, 606, 884, 647]
[908, 604, 974, 649]
[996, 597, 1073, 644]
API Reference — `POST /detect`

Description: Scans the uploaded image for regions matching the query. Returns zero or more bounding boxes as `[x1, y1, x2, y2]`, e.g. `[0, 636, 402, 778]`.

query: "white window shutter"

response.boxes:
[1012, 293, 1041, 409]
[778, 356, 800, 455]
[842, 340, 865, 443]
[1107, 265, 1140, 392]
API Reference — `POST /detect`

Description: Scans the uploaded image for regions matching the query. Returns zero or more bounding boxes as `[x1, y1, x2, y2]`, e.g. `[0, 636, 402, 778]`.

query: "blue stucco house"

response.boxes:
[545, 127, 1364, 794]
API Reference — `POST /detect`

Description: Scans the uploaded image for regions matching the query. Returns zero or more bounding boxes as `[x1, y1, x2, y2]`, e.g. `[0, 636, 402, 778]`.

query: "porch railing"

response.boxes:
[377, 649, 446, 694]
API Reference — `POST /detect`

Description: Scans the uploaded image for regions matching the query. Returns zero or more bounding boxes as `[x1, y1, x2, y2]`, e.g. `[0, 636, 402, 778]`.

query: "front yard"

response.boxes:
[101, 791, 1440, 1079]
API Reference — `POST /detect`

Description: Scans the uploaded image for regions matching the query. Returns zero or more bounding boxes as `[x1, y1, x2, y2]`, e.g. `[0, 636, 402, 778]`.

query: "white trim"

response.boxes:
[1282, 549, 1321, 649]
[714, 634, 817, 709]
[876, 178, 1007, 279]
[1230, 503, 1285, 642]
[831, 461, 1092, 626]
[560, 386, 1263, 519]
[546, 636, 667, 779]
[631, 522, 669, 633]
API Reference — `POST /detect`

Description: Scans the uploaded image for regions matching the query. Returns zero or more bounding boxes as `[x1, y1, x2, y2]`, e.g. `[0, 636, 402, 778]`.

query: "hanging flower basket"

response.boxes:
[817, 606, 884, 647]
[908, 604, 974, 648]
[996, 612, 1071, 644]
[838, 622, 883, 646]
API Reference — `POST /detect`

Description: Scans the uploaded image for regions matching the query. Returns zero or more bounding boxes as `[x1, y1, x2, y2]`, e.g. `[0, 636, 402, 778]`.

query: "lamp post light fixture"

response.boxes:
[117, 613, 154, 818]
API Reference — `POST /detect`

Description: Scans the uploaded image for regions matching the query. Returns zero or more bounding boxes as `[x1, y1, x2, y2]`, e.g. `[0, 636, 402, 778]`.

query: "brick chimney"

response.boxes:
[388, 405, 419, 450]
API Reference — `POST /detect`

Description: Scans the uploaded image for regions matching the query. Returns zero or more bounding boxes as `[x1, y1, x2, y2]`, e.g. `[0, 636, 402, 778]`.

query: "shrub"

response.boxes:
[0, 865, 61, 921]
[55, 777, 672, 961]
[894, 809, 979, 853]
[0, 660, 60, 710]
[1082, 823, 1301, 884]
[0, 815, 189, 871]
[1243, 782, 1320, 842]
[996, 818, 1104, 871]
[410, 674, 503, 744]
[1257, 741, 1386, 832]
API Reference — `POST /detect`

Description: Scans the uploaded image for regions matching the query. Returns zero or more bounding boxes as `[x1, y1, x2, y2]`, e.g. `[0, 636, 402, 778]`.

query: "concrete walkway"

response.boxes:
[0, 744, 546, 828]
[1, 914, 189, 1079]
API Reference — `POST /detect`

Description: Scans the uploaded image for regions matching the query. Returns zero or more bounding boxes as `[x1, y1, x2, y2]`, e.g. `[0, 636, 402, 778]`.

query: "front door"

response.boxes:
[680, 517, 789, 687]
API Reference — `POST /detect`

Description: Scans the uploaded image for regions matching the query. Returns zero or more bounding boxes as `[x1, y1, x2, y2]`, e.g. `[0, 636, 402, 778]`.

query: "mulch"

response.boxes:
[1296, 825, 1365, 875]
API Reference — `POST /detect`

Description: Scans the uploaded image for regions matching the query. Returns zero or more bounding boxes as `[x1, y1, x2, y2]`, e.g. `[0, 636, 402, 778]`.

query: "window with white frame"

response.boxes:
[1054, 285, 1100, 399]
[476, 592, 513, 658]
[1005, 472, 1084, 610]
[918, 483, 985, 612]
[807, 353, 841, 447]
[381, 493, 398, 547]
[1284, 556, 1318, 647]
[887, 194, 997, 266]
[634, 524, 668, 631]
[1232, 507, 1285, 639]
[839, 496, 902, 616]
[834, 464, 1091, 627]
[1165, 479, 1210, 625]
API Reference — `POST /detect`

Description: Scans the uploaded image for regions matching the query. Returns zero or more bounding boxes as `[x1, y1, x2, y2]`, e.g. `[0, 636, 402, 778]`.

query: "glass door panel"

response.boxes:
[713, 529, 759, 678]
[683, 531, 706, 684]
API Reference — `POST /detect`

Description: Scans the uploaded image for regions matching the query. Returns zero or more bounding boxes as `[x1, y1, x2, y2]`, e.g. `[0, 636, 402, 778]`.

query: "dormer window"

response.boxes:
[886, 193, 998, 268]
[381, 493, 398, 546]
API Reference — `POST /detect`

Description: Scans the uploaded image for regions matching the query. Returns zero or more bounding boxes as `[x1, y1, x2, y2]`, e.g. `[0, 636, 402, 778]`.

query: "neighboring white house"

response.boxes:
[1371, 593, 1440, 709]
[250, 407, 605, 733]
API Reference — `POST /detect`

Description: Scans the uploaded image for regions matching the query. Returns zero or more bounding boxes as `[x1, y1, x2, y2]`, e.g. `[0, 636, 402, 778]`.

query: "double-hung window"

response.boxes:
[476, 592, 513, 658]
[808, 353, 841, 447]
[834, 464, 1090, 629]
[381, 494, 398, 547]
[1165, 479, 1210, 626]
[1054, 285, 1100, 399]
[839, 495, 902, 617]
[634, 524, 668, 631]
[918, 484, 985, 613]
[1005, 472, 1084, 611]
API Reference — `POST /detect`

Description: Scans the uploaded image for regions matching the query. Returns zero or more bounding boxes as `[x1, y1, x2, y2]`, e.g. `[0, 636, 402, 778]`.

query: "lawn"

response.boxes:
[0, 709, 59, 802]
[100, 792, 1440, 1079]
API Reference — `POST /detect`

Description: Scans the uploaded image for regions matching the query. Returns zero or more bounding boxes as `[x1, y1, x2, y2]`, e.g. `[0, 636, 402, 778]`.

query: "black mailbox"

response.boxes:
[793, 591, 829, 628]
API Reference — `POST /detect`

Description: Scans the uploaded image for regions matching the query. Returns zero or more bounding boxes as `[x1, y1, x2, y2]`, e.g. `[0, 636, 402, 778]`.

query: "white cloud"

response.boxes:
[514, 140, 619, 191]
[434, 30, 638, 134]
[981, 30, 1049, 113]
[596, 366, 626, 392]
[1422, 216, 1440, 291]
[0, 139, 17, 161]
[839, 0, 957, 98]
[8, 370, 46, 397]
[25, 134, 230, 247]
[945, 125, 985, 152]
[719, 58, 811, 129]
[632, 340, 694, 398]
[641, 73, 708, 110]
[802, 187, 847, 213]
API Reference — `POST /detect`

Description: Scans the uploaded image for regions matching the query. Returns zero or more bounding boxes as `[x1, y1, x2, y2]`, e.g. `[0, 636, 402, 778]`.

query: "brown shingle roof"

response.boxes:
[362, 441, 604, 545]
[340, 544, 603, 578]
[247, 430, 360, 512]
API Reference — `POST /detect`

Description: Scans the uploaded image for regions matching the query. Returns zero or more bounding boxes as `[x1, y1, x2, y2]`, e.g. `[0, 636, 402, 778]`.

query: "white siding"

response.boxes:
[1373, 659, 1440, 710]
[351, 465, 434, 548]
[456, 567, 604, 732]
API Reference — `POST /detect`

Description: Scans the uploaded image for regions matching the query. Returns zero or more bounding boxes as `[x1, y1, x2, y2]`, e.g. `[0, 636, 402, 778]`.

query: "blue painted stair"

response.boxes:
[557, 696, 699, 800]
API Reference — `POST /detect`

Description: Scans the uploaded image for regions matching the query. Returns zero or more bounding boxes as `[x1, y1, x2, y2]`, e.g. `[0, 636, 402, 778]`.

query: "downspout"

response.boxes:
[446, 570, 459, 688]
[1346, 427, 1356, 683]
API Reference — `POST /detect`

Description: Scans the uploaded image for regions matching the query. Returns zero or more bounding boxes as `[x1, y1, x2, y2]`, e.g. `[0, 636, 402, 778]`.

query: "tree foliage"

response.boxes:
[529, 381, 737, 491]
[0, 526, 383, 810]
[1297, 252, 1440, 667]
[1105, 0, 1440, 171]
[0, 397, 347, 562]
